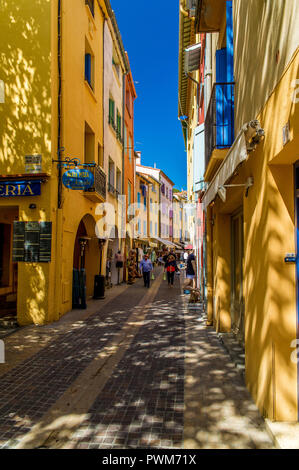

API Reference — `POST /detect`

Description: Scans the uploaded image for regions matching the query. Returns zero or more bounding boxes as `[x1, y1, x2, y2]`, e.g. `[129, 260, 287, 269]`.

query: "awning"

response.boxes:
[134, 237, 149, 244]
[202, 129, 248, 210]
[153, 237, 178, 248]
[184, 244, 194, 250]
[149, 242, 158, 248]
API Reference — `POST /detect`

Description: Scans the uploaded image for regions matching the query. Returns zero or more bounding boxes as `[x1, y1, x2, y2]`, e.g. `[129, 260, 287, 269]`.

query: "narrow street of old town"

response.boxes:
[0, 268, 273, 449]
[1, 0, 299, 455]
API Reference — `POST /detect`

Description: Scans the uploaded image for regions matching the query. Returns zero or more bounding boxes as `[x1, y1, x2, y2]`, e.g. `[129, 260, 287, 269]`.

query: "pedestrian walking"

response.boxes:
[115, 250, 124, 285]
[165, 253, 179, 287]
[139, 254, 153, 288]
[151, 249, 157, 266]
[184, 250, 196, 291]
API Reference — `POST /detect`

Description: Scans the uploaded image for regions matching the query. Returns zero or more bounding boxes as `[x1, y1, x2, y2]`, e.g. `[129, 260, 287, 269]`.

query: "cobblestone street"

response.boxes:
[0, 268, 274, 449]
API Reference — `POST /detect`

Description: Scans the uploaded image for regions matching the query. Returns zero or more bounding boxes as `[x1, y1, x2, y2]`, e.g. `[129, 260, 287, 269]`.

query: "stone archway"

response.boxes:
[73, 214, 100, 307]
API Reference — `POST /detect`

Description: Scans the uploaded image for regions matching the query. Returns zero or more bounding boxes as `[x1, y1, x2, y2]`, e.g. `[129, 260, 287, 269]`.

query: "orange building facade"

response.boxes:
[123, 54, 137, 278]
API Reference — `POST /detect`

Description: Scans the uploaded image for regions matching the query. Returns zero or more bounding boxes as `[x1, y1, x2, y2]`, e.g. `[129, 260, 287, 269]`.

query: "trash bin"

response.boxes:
[93, 274, 105, 299]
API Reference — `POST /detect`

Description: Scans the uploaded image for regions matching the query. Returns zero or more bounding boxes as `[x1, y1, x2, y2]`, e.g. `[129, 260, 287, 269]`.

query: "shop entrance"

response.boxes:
[231, 209, 245, 343]
[72, 214, 99, 309]
[0, 207, 18, 321]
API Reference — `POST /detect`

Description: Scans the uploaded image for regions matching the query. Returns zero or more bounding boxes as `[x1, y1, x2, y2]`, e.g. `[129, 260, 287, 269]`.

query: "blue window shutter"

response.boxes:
[226, 0, 234, 83]
[85, 54, 91, 85]
[215, 47, 234, 148]
[216, 48, 227, 83]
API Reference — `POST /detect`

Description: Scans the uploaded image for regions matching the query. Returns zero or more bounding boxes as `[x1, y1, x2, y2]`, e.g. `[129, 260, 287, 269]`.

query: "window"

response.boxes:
[150, 198, 153, 212]
[112, 48, 120, 78]
[109, 98, 115, 127]
[166, 188, 169, 199]
[144, 197, 146, 210]
[128, 181, 132, 206]
[116, 168, 122, 194]
[143, 221, 147, 236]
[116, 110, 122, 141]
[155, 222, 158, 236]
[150, 221, 153, 236]
[108, 159, 115, 187]
[137, 192, 141, 208]
[126, 89, 132, 116]
[98, 144, 104, 168]
[84, 122, 95, 164]
[85, 40, 94, 89]
[129, 135, 133, 163]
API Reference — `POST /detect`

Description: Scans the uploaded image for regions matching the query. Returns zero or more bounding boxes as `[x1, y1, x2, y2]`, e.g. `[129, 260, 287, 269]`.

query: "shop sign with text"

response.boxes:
[0, 181, 41, 197]
[62, 168, 94, 190]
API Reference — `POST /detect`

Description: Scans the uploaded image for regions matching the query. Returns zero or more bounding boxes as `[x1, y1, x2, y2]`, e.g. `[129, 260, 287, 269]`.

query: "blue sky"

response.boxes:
[111, 0, 187, 191]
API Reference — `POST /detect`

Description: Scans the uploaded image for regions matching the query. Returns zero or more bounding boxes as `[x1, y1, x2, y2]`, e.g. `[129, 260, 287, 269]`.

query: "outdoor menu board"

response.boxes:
[13, 221, 52, 263]
[12, 222, 25, 262]
[24, 222, 40, 262]
[39, 222, 52, 263]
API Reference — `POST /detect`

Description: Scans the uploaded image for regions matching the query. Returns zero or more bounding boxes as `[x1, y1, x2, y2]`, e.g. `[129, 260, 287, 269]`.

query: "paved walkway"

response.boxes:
[0, 268, 274, 449]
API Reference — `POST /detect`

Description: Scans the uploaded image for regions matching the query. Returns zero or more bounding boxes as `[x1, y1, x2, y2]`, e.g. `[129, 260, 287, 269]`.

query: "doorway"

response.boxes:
[231, 209, 245, 343]
[0, 207, 18, 320]
[72, 214, 99, 309]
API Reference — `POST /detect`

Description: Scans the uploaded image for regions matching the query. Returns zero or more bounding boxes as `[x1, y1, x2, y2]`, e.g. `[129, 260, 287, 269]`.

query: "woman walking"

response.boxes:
[165, 253, 178, 288]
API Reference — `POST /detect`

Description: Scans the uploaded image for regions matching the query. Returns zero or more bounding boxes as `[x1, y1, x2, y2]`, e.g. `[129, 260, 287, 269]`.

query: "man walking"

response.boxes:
[139, 254, 153, 288]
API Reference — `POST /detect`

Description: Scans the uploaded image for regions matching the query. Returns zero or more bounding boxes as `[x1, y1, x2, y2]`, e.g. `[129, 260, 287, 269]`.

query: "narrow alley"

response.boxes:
[0, 268, 274, 449]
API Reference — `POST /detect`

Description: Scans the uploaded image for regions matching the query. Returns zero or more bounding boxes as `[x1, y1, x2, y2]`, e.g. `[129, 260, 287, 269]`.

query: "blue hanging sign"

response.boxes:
[0, 180, 41, 197]
[62, 168, 94, 190]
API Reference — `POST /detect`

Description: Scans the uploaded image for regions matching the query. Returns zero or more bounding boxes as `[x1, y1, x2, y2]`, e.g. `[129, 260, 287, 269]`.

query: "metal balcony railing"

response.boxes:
[205, 82, 234, 171]
[84, 165, 106, 200]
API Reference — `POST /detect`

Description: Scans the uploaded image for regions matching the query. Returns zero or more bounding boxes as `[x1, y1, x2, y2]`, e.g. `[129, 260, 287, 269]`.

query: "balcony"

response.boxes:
[195, 0, 226, 32]
[205, 82, 234, 176]
[84, 165, 106, 202]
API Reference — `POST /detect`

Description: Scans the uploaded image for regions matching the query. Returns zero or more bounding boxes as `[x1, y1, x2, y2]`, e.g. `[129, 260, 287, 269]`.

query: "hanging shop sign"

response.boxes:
[12, 221, 52, 263]
[62, 168, 94, 190]
[0, 180, 41, 198]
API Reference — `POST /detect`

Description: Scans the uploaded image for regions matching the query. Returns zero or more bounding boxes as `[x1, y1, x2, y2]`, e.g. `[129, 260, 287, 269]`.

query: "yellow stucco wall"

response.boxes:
[0, 0, 58, 325]
[243, 48, 299, 421]
[206, 0, 299, 418]
[209, 46, 299, 420]
[0, 0, 109, 325]
[234, 0, 299, 135]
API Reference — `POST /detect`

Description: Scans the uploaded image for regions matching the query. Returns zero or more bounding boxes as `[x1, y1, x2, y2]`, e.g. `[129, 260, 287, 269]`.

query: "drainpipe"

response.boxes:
[57, 0, 62, 209]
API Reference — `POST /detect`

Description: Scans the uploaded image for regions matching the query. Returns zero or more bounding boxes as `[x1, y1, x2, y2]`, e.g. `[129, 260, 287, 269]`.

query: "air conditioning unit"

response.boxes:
[186, 0, 197, 17]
